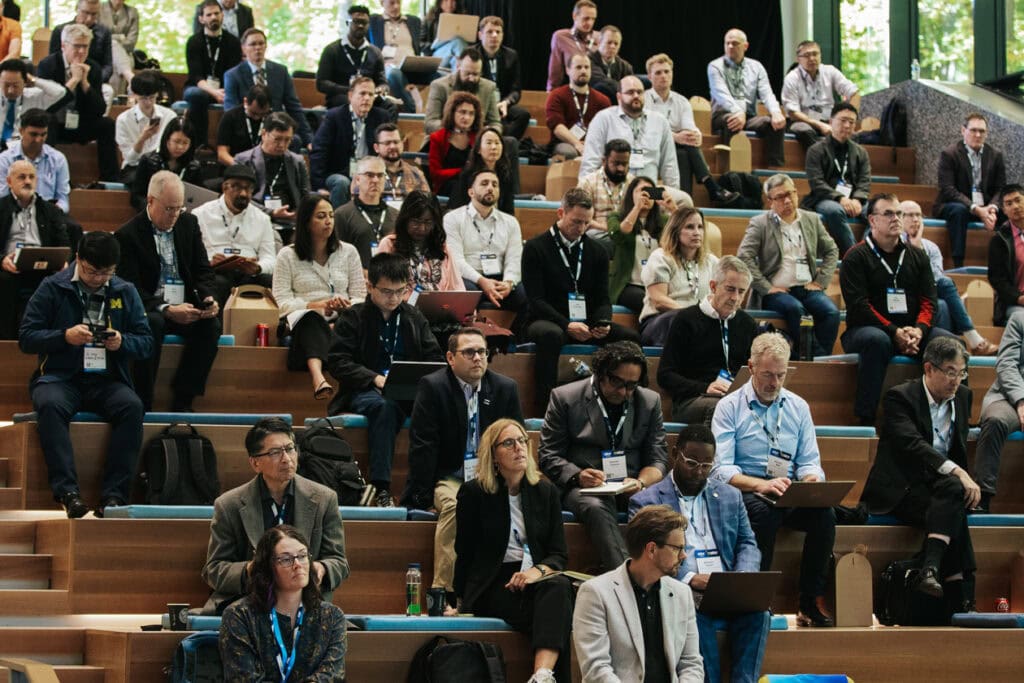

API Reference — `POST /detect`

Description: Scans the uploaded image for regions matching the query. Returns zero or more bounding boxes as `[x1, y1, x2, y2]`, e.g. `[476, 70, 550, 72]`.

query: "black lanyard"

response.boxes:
[550, 227, 582, 291]
[572, 90, 589, 124]
[865, 233, 906, 287]
[204, 36, 221, 72]
[359, 206, 386, 242]
[593, 378, 628, 450]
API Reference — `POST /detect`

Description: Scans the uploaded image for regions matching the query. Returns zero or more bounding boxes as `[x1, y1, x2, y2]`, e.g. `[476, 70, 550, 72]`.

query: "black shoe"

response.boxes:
[713, 188, 741, 206]
[914, 566, 944, 598]
[94, 497, 126, 518]
[60, 492, 88, 519]
[170, 403, 194, 413]
[796, 596, 835, 627]
[374, 490, 395, 508]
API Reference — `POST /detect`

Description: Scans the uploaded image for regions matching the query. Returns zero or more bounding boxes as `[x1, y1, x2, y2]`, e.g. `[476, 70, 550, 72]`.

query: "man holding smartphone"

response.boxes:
[115, 70, 176, 183]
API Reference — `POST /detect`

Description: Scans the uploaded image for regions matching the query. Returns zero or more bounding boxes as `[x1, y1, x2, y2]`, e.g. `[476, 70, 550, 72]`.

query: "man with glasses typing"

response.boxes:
[403, 327, 522, 608]
[539, 341, 668, 573]
[202, 416, 349, 614]
[840, 193, 956, 426]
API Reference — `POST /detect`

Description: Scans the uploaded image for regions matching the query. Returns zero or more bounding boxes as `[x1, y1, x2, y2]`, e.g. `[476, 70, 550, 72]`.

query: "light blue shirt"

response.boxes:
[707, 55, 782, 118]
[710, 380, 826, 484]
[578, 106, 680, 189]
[0, 142, 71, 213]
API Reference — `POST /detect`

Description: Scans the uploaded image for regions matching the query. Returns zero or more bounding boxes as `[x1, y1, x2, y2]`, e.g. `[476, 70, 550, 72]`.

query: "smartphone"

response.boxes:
[591, 320, 611, 329]
[199, 299, 214, 309]
[149, 117, 161, 127]
[643, 186, 664, 201]
[93, 329, 115, 342]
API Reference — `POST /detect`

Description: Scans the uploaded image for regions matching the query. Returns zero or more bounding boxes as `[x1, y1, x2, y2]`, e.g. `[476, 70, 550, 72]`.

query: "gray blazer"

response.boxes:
[423, 73, 502, 135]
[983, 311, 1024, 413]
[737, 208, 839, 306]
[201, 474, 349, 614]
[573, 562, 704, 683]
[233, 145, 312, 220]
[539, 376, 668, 490]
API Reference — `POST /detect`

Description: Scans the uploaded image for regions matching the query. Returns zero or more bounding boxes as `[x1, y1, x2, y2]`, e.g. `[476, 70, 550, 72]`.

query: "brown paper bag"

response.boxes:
[835, 546, 873, 626]
[223, 285, 280, 346]
[545, 159, 582, 201]
[964, 279, 994, 327]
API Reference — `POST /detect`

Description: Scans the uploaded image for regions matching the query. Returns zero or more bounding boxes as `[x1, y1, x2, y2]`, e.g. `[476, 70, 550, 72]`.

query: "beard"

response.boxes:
[454, 77, 479, 94]
[604, 167, 627, 183]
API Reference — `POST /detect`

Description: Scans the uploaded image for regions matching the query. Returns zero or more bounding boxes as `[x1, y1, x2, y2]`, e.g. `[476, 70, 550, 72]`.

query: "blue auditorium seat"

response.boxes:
[164, 334, 235, 346]
[12, 411, 291, 425]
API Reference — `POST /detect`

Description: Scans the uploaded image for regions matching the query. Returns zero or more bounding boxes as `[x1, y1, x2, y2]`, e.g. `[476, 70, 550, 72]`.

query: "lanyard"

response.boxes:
[266, 161, 285, 195]
[748, 397, 785, 449]
[204, 36, 221, 72]
[572, 90, 589, 123]
[799, 68, 827, 108]
[488, 57, 499, 87]
[832, 155, 848, 182]
[380, 311, 401, 362]
[592, 377, 628, 450]
[16, 204, 34, 242]
[343, 44, 366, 69]
[221, 211, 241, 242]
[572, 31, 590, 53]
[466, 390, 480, 452]
[352, 115, 365, 152]
[245, 116, 261, 146]
[472, 216, 496, 250]
[601, 177, 624, 206]
[550, 227, 583, 291]
[270, 605, 304, 682]
[680, 491, 708, 539]
[359, 207, 386, 241]
[865, 233, 905, 286]
[682, 259, 696, 290]
[270, 498, 287, 526]
[627, 113, 646, 148]
[384, 170, 403, 198]
[720, 319, 729, 366]
[80, 290, 106, 328]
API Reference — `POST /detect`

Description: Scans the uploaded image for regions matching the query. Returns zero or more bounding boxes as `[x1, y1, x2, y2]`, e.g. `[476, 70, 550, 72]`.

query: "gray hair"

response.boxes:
[356, 155, 385, 174]
[61, 23, 93, 44]
[712, 254, 752, 285]
[763, 173, 794, 196]
[923, 336, 969, 368]
[147, 170, 184, 199]
[750, 332, 791, 365]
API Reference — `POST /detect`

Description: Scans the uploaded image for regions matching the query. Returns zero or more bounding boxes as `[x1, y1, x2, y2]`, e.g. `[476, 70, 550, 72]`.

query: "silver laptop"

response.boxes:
[183, 182, 220, 212]
[414, 290, 482, 324]
[437, 13, 479, 43]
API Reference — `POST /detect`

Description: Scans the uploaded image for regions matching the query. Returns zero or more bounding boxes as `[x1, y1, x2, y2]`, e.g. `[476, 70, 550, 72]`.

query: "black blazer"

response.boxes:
[0, 194, 69, 254]
[522, 227, 612, 329]
[309, 104, 392, 190]
[474, 43, 522, 105]
[402, 367, 523, 509]
[315, 40, 387, 105]
[36, 54, 106, 123]
[192, 1, 254, 36]
[48, 22, 113, 82]
[454, 478, 568, 611]
[114, 210, 216, 312]
[933, 140, 1006, 214]
[861, 379, 972, 515]
[988, 222, 1018, 326]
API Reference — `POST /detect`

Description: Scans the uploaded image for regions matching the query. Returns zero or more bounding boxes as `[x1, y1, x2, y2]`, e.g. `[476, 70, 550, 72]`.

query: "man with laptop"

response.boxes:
[629, 423, 770, 683]
[711, 332, 838, 628]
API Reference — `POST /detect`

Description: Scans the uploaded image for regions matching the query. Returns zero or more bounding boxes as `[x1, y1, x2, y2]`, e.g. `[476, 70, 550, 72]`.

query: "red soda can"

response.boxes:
[996, 597, 1010, 613]
[256, 324, 269, 347]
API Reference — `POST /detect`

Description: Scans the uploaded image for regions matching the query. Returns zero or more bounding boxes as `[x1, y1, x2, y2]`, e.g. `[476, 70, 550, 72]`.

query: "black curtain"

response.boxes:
[465, 0, 784, 98]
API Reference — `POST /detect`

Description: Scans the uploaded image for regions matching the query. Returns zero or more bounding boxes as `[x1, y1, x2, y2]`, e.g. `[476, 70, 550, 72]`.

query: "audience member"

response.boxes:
[738, 173, 840, 358]
[376, 190, 463, 300]
[607, 176, 674, 314]
[192, 164, 275, 309]
[840, 193, 954, 425]
[573, 505, 703, 682]
[0, 59, 70, 150]
[116, 171, 221, 412]
[130, 117, 202, 212]
[934, 112, 1005, 267]
[781, 40, 860, 149]
[588, 25, 632, 101]
[234, 112, 311, 234]
[115, 70, 176, 181]
[369, 0, 432, 114]
[0, 108, 71, 213]
[97, 0, 137, 92]
[577, 138, 632, 233]
[0, 12, 19, 59]
[447, 125, 519, 215]
[474, 15, 529, 140]
[373, 122, 429, 203]
[712, 331, 837, 627]
[214, 83, 269, 166]
[427, 90, 480, 195]
[801, 102, 870, 255]
[657, 255, 756, 423]
[203, 416, 348, 612]
[333, 155, 397, 269]
[18, 231, 150, 517]
[316, 4, 388, 109]
[219, 525, 347, 680]
[420, 0, 466, 70]
[988, 184, 1024, 325]
[546, 0, 597, 91]
[326, 252, 444, 507]
[185, 0, 243, 146]
[539, 341, 668, 572]
[456, 418, 575, 683]
[49, 0, 113, 83]
[522, 187, 641, 409]
[545, 53, 610, 160]
[424, 47, 501, 135]
[192, 0, 253, 37]
[628, 424, 769, 683]
[708, 28, 786, 167]
[861, 336, 977, 616]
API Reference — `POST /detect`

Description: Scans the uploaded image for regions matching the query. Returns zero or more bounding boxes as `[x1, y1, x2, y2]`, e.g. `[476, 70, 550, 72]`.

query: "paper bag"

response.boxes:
[223, 285, 279, 346]
[964, 279, 994, 327]
[835, 546, 873, 626]
[545, 159, 582, 201]
[713, 132, 752, 174]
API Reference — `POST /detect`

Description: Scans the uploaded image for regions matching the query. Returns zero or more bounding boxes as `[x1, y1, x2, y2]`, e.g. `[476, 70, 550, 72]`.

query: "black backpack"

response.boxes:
[297, 419, 375, 507]
[878, 557, 948, 626]
[168, 630, 223, 683]
[716, 171, 763, 209]
[857, 97, 908, 149]
[139, 424, 220, 505]
[407, 635, 506, 683]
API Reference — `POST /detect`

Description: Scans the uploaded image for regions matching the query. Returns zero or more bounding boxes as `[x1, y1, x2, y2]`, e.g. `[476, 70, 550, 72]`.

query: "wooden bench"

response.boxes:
[69, 190, 135, 233]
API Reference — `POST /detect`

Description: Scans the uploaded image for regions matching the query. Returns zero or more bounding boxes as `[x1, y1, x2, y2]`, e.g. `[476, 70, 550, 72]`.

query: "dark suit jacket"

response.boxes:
[192, 1, 254, 36]
[222, 59, 312, 145]
[402, 367, 523, 508]
[36, 54, 106, 126]
[309, 104, 392, 190]
[933, 140, 1006, 214]
[861, 379, 972, 515]
[233, 145, 311, 215]
[48, 22, 113, 82]
[316, 39, 387, 105]
[588, 50, 633, 94]
[368, 14, 423, 56]
[988, 222, 1018, 326]
[801, 136, 872, 207]
[475, 43, 522, 105]
[522, 227, 612, 329]
[454, 478, 567, 611]
[0, 193, 69, 254]
[114, 210, 216, 312]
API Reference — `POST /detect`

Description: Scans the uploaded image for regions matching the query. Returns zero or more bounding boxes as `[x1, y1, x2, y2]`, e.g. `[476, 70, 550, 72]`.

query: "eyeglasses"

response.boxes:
[375, 285, 408, 298]
[348, 18, 369, 26]
[252, 443, 297, 460]
[768, 190, 796, 202]
[79, 262, 116, 278]
[677, 455, 713, 471]
[660, 542, 686, 555]
[456, 347, 488, 360]
[156, 202, 185, 216]
[872, 210, 904, 220]
[604, 373, 639, 391]
[935, 366, 968, 381]
[273, 551, 310, 568]
[496, 436, 529, 450]
[360, 171, 385, 179]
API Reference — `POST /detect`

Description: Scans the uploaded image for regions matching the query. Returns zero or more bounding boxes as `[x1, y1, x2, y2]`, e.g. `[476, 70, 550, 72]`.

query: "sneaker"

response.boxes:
[60, 492, 88, 519]
[527, 668, 556, 683]
[374, 490, 396, 508]
[713, 188, 742, 206]
[796, 595, 835, 627]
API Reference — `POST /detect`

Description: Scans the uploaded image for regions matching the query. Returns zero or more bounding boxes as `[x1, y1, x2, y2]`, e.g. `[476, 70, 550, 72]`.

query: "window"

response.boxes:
[1007, 0, 1024, 74]
[840, 0, 891, 93]
[917, 0, 974, 81]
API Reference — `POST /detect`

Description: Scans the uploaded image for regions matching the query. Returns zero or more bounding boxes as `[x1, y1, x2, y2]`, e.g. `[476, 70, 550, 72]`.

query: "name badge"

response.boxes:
[264, 195, 283, 211]
[479, 253, 501, 276]
[463, 451, 479, 482]
[164, 278, 185, 305]
[223, 247, 241, 255]
[64, 111, 79, 130]
[370, 240, 380, 255]
[569, 123, 586, 140]
[83, 344, 107, 372]
[834, 180, 852, 198]
[886, 287, 908, 314]
[694, 549, 724, 575]
[385, 199, 404, 212]
[629, 149, 646, 169]
[407, 284, 422, 305]
[972, 188, 985, 207]
[349, 159, 359, 178]
[718, 368, 734, 383]
[206, 76, 221, 89]
[601, 449, 628, 481]
[795, 259, 812, 284]
[766, 447, 793, 479]
[568, 292, 586, 321]
[382, 45, 398, 60]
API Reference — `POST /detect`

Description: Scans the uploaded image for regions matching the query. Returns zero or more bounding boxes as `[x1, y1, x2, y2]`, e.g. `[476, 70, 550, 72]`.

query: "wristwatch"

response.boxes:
[568, 473, 581, 489]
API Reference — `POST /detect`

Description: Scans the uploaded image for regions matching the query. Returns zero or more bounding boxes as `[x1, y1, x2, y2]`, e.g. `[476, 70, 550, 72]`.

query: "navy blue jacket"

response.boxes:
[368, 14, 423, 55]
[309, 104, 392, 190]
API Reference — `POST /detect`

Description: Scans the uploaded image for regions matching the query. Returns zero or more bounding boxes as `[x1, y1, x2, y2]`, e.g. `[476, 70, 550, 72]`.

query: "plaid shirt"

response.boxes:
[578, 168, 634, 224]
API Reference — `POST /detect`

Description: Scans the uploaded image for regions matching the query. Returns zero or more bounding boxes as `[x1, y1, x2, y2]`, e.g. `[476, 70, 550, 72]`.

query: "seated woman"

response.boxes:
[447, 125, 520, 215]
[639, 206, 717, 346]
[428, 91, 481, 197]
[607, 176, 677, 313]
[376, 190, 463, 296]
[131, 117, 203, 211]
[421, 0, 467, 71]
[455, 419, 575, 683]
[273, 195, 366, 401]
[219, 525, 347, 682]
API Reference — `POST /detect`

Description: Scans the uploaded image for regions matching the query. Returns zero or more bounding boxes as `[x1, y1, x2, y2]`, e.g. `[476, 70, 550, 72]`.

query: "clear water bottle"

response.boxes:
[799, 316, 815, 361]
[406, 563, 422, 616]
[569, 357, 592, 378]
[910, 59, 920, 81]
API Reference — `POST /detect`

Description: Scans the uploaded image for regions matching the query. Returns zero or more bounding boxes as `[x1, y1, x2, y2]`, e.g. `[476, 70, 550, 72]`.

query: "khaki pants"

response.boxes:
[432, 477, 462, 590]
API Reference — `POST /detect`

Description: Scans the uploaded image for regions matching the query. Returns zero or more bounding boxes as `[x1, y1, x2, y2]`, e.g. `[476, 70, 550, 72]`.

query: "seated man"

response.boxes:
[191, 0, 253, 38]
[902, 199, 996, 355]
[402, 326, 522, 603]
[840, 193, 954, 425]
[708, 28, 786, 167]
[192, 164, 275, 309]
[576, 138, 631, 233]
[223, 28, 312, 149]
[712, 331, 837, 627]
[36, 23, 118, 181]
[737, 173, 840, 358]
[326, 253, 443, 507]
[989, 184, 1024, 326]
[781, 40, 860, 149]
[629, 424, 769, 683]
[0, 160, 70, 339]
[546, 0, 597, 91]
[0, 108, 71, 214]
[800, 103, 870, 256]
[657, 255, 757, 423]
[18, 231, 151, 517]
[373, 122, 429, 203]
[588, 25, 632, 101]
[114, 70, 176, 181]
[545, 53, 611, 160]
[861, 336, 978, 615]
[184, 0, 242, 146]
[443, 168, 526, 315]
[0, 58, 70, 151]
[214, 83, 270, 166]
[316, 4, 388, 109]
[539, 341, 668, 572]
[234, 112, 311, 235]
[48, 0, 113, 84]
[310, 76, 391, 208]
[334, 155, 397, 270]
[521, 187, 640, 409]
[474, 15, 529, 141]
[115, 171, 221, 412]
[202, 416, 349, 614]
[424, 48, 502, 135]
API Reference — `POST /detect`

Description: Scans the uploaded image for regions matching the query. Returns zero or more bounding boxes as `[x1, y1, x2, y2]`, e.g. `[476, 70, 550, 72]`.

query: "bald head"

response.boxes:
[901, 200, 925, 240]
[724, 28, 748, 62]
[618, 76, 645, 117]
[7, 159, 36, 206]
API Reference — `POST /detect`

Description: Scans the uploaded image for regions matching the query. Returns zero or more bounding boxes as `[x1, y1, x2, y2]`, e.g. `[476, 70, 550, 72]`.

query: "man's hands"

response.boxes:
[590, 323, 610, 339]
[64, 323, 95, 346]
[566, 321, 592, 342]
[689, 574, 710, 591]
[839, 197, 862, 218]
[505, 565, 543, 591]
[578, 468, 605, 488]
[164, 298, 219, 324]
[271, 207, 296, 222]
[310, 296, 352, 313]
[770, 111, 786, 130]
[973, 204, 998, 231]
[954, 467, 981, 508]
[497, 101, 509, 119]
[705, 377, 732, 396]
[674, 129, 702, 147]
[67, 62, 90, 90]
[373, 374, 387, 390]
[754, 476, 791, 497]
[894, 326, 923, 355]
[725, 111, 746, 133]
[313, 561, 326, 585]
[1, 252, 17, 274]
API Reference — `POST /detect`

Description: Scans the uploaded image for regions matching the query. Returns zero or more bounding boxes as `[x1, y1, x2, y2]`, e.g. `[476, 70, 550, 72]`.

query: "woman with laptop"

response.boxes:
[421, 0, 468, 70]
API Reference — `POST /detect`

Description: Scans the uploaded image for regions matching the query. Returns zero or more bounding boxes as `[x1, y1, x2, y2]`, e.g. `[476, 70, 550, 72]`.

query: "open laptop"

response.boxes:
[697, 571, 782, 616]
[382, 361, 447, 401]
[437, 13, 480, 43]
[414, 290, 482, 324]
[183, 182, 220, 212]
[399, 55, 443, 74]
[753, 480, 855, 508]
[14, 246, 71, 272]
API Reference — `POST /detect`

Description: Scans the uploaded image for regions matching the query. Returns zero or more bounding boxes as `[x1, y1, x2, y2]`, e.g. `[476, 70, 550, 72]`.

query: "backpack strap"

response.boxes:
[160, 438, 181, 505]
[475, 642, 506, 683]
[408, 634, 451, 683]
[187, 436, 218, 503]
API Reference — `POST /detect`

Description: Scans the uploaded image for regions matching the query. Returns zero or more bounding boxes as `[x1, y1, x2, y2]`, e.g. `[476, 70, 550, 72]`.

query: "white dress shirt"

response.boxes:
[443, 203, 523, 285]
[579, 106, 680, 188]
[781, 65, 859, 121]
[115, 103, 177, 167]
[193, 196, 277, 275]
[643, 89, 698, 134]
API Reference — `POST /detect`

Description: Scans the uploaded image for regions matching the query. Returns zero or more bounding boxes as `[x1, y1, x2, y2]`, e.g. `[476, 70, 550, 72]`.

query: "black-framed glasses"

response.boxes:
[273, 551, 310, 568]
[252, 443, 297, 460]
[456, 347, 488, 360]
[660, 542, 686, 555]
[604, 374, 639, 391]
[936, 366, 968, 381]
[872, 210, 904, 220]
[496, 436, 529, 450]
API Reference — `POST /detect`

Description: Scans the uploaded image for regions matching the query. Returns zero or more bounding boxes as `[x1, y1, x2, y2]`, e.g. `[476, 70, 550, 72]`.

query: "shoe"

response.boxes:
[713, 188, 741, 206]
[170, 403, 194, 413]
[314, 380, 335, 401]
[527, 668, 556, 683]
[913, 566, 944, 598]
[796, 596, 835, 627]
[374, 490, 396, 508]
[970, 340, 998, 356]
[94, 497, 126, 518]
[60, 492, 88, 519]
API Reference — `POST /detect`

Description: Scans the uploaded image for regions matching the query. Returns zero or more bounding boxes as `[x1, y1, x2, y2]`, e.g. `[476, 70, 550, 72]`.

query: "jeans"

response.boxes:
[934, 276, 975, 334]
[696, 610, 771, 683]
[325, 173, 352, 208]
[937, 202, 972, 267]
[814, 199, 859, 256]
[385, 66, 441, 113]
[348, 388, 406, 486]
[761, 287, 840, 357]
[975, 397, 1019, 495]
[675, 143, 712, 195]
[183, 85, 214, 146]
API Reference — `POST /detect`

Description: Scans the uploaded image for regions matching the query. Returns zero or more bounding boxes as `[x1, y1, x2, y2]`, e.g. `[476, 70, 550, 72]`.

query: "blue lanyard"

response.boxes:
[271, 605, 304, 682]
[748, 397, 785, 448]
[720, 320, 730, 365]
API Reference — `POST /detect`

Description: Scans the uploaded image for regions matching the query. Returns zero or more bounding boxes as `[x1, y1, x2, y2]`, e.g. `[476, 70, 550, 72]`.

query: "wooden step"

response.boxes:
[53, 665, 105, 683]
[0, 554, 51, 589]
[0, 458, 7, 486]
[0, 521, 34, 554]
[0, 490, 22, 509]
[0, 588, 70, 615]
